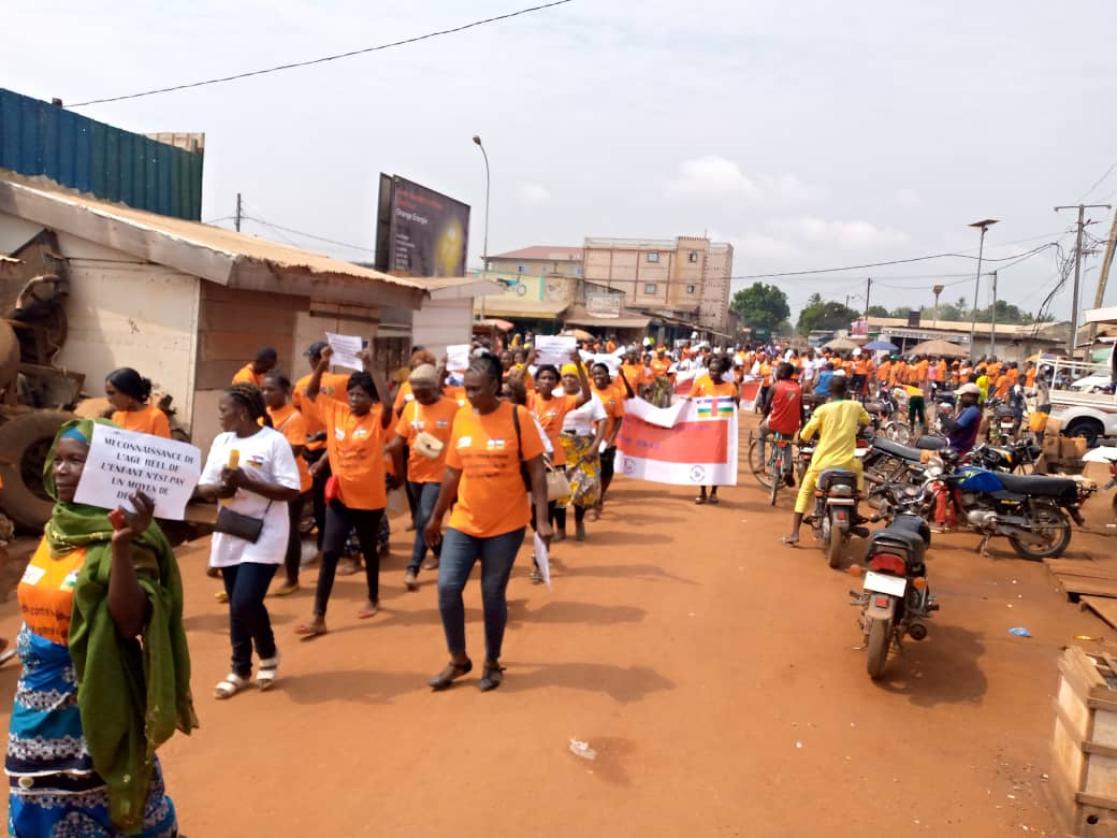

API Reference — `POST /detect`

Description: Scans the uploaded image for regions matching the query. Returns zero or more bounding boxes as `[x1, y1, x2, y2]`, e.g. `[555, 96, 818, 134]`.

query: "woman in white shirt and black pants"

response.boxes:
[197, 383, 301, 699]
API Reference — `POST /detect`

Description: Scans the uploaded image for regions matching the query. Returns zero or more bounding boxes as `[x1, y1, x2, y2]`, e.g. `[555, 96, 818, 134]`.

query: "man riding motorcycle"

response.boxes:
[783, 373, 871, 546]
[939, 382, 982, 454]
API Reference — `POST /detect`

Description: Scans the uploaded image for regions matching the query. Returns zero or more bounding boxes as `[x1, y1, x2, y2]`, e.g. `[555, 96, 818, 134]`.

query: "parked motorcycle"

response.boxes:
[928, 451, 1095, 559]
[854, 484, 936, 680]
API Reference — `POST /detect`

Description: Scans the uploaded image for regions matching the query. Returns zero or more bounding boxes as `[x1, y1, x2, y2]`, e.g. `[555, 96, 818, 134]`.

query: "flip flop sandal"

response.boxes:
[780, 536, 800, 548]
[214, 590, 229, 604]
[256, 655, 279, 691]
[271, 582, 299, 597]
[694, 496, 707, 505]
[295, 622, 327, 640]
[214, 673, 250, 700]
[708, 496, 720, 505]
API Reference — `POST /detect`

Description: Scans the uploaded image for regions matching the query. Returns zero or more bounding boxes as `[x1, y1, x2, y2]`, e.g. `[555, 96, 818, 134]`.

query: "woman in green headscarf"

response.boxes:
[5, 418, 196, 836]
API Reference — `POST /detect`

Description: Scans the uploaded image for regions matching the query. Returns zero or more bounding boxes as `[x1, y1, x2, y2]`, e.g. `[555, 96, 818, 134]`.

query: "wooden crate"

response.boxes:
[1052, 647, 1117, 834]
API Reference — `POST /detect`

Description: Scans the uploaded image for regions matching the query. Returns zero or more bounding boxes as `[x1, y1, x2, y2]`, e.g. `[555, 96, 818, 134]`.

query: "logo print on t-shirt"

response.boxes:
[486, 438, 506, 451]
[334, 428, 346, 440]
[457, 436, 472, 449]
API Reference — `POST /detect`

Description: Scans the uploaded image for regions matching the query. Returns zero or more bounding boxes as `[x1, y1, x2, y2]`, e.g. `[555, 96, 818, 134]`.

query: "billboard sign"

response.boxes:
[375, 174, 470, 277]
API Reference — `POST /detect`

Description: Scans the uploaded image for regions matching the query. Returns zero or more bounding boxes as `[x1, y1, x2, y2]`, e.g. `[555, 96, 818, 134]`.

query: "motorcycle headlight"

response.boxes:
[925, 464, 943, 479]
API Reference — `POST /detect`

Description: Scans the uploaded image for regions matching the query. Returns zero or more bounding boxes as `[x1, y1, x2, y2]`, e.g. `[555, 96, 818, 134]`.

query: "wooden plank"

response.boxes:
[1056, 577, 1117, 598]
[1084, 597, 1117, 630]
[1046, 558, 1117, 580]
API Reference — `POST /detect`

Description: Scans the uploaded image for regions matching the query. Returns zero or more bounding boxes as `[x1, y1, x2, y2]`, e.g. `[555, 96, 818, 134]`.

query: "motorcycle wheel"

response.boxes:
[827, 514, 844, 568]
[1008, 504, 1072, 560]
[866, 618, 891, 680]
[885, 421, 911, 445]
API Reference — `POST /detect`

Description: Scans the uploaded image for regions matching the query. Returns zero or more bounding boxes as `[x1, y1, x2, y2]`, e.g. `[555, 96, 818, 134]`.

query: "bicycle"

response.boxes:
[749, 429, 797, 497]
[765, 431, 795, 506]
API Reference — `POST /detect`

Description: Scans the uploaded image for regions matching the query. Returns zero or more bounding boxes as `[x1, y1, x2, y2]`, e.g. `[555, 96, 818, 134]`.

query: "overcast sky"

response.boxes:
[5, 0, 1116, 319]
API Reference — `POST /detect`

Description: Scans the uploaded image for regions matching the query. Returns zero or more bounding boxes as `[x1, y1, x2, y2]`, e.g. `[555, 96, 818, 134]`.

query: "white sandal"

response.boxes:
[256, 654, 279, 691]
[214, 673, 250, 700]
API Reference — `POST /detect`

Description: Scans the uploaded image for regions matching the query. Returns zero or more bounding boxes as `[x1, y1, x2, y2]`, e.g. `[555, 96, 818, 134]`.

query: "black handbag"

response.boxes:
[214, 502, 272, 544]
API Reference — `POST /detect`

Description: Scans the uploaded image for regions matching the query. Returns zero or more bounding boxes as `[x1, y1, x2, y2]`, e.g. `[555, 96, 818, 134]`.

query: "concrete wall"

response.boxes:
[411, 298, 472, 359]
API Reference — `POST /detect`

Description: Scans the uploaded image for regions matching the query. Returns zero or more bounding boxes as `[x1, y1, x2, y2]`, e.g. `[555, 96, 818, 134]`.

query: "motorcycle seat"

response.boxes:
[995, 473, 1077, 500]
[818, 468, 858, 490]
[866, 525, 925, 558]
[864, 401, 886, 415]
[916, 435, 947, 451]
[871, 437, 926, 462]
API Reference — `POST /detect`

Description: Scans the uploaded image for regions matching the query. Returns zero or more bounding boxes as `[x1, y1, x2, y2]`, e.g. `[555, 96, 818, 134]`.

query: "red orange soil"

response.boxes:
[1, 414, 1113, 836]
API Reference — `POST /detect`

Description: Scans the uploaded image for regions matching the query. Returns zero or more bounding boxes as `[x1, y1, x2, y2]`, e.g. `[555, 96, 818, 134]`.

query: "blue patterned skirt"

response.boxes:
[5, 627, 177, 837]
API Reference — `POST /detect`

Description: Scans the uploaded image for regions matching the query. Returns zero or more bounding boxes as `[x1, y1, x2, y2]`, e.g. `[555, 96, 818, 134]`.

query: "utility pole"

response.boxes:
[234, 192, 243, 233]
[1055, 202, 1111, 357]
[863, 277, 872, 320]
[968, 219, 998, 355]
[989, 271, 998, 357]
[1088, 208, 1117, 345]
[932, 284, 944, 327]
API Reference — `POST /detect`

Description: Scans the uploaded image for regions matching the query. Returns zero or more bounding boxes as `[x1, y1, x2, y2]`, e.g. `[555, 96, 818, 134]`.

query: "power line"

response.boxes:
[729, 241, 1057, 281]
[1077, 159, 1117, 203]
[68, 1, 574, 107]
[245, 215, 375, 253]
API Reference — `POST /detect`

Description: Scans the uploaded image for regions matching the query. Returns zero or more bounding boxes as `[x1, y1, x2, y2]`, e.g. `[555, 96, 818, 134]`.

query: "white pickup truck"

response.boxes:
[1045, 354, 1116, 447]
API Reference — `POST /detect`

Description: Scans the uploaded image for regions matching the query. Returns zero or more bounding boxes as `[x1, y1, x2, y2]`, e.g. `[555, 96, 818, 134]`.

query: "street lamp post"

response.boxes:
[472, 135, 491, 321]
[932, 284, 944, 327]
[968, 218, 998, 357]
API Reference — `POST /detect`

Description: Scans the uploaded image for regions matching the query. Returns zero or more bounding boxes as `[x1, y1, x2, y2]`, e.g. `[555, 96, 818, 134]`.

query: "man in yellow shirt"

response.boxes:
[784, 375, 870, 545]
[232, 347, 278, 386]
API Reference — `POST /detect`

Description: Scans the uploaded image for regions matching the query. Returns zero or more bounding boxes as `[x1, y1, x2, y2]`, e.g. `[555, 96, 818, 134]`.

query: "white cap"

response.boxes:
[957, 383, 981, 396]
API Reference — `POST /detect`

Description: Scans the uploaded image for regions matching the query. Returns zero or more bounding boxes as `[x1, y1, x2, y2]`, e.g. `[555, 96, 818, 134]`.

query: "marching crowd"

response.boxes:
[3, 330, 1046, 835]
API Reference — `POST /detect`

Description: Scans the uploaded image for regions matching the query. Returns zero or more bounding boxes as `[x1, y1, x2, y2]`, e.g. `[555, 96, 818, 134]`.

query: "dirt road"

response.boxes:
[1, 414, 1112, 836]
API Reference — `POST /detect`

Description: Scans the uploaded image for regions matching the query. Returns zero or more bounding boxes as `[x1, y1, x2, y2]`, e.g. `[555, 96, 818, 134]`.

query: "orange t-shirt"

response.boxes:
[936, 360, 948, 382]
[650, 359, 671, 379]
[267, 403, 312, 492]
[1007, 367, 1019, 386]
[305, 395, 387, 510]
[591, 381, 626, 440]
[876, 361, 891, 382]
[395, 396, 460, 484]
[393, 381, 414, 417]
[529, 393, 579, 466]
[690, 374, 737, 399]
[986, 362, 1002, 380]
[446, 402, 545, 538]
[620, 364, 646, 390]
[111, 404, 171, 438]
[293, 371, 351, 452]
[232, 363, 263, 387]
[759, 363, 772, 385]
[994, 374, 1010, 399]
[913, 360, 929, 383]
[853, 358, 869, 376]
[444, 385, 469, 408]
[1025, 367, 1037, 388]
[19, 539, 86, 646]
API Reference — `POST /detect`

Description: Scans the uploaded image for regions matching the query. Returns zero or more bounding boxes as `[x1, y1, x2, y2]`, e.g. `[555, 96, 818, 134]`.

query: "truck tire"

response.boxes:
[1064, 419, 1104, 449]
[0, 410, 76, 529]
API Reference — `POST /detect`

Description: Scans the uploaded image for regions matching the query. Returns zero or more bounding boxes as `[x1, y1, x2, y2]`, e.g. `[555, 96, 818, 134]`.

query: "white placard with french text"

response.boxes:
[74, 424, 202, 520]
[534, 335, 577, 368]
[446, 344, 471, 373]
[325, 332, 363, 371]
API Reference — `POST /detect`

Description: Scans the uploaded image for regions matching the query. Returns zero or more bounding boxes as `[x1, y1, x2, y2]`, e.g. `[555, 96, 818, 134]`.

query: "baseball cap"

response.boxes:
[957, 383, 981, 396]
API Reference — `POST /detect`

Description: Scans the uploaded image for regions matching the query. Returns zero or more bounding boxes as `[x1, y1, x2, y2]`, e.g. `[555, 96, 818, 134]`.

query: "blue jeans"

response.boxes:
[221, 562, 279, 678]
[437, 527, 526, 662]
[408, 481, 443, 573]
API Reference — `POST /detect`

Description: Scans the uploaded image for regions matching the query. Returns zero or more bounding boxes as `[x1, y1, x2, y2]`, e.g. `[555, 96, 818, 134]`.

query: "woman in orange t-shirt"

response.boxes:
[105, 367, 172, 438]
[296, 346, 394, 638]
[528, 359, 590, 541]
[425, 352, 549, 692]
[690, 356, 738, 505]
[262, 372, 312, 596]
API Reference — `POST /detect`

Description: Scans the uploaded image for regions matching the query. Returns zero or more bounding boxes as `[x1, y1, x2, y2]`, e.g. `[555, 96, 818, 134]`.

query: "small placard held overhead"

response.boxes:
[74, 424, 203, 520]
[325, 332, 364, 371]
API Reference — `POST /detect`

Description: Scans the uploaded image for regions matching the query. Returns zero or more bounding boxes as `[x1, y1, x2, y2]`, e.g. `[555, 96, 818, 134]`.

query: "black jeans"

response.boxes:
[600, 446, 617, 499]
[284, 491, 308, 585]
[306, 448, 329, 550]
[437, 527, 526, 661]
[315, 501, 385, 616]
[221, 562, 279, 678]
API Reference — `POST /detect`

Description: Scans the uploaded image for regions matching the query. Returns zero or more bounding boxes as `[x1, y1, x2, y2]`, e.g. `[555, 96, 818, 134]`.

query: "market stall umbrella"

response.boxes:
[561, 328, 595, 342]
[863, 339, 898, 352]
[823, 337, 859, 351]
[908, 338, 968, 358]
[474, 318, 514, 331]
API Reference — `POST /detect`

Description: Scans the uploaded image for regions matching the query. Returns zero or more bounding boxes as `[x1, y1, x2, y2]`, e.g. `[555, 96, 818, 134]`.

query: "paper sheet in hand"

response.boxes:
[325, 332, 363, 371]
[446, 344, 471, 373]
[534, 532, 552, 589]
[534, 335, 577, 367]
[74, 424, 202, 520]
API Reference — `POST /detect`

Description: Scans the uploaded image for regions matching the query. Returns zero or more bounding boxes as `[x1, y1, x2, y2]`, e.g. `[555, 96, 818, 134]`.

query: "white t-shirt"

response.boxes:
[562, 394, 607, 436]
[201, 427, 301, 568]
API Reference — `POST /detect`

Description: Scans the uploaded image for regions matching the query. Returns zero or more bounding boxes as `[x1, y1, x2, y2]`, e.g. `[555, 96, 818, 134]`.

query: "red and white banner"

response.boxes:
[616, 396, 738, 486]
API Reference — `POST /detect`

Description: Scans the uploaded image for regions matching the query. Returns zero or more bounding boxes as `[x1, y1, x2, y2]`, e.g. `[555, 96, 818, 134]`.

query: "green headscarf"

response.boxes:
[46, 418, 198, 834]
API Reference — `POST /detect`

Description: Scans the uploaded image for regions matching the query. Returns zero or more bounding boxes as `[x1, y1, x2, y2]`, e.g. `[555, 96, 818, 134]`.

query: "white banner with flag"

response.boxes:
[616, 396, 738, 486]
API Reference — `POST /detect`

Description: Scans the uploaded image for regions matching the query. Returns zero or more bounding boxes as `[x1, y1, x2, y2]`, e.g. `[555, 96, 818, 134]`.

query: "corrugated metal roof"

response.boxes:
[486, 245, 583, 261]
[0, 171, 428, 310]
[0, 88, 203, 220]
[867, 316, 1060, 336]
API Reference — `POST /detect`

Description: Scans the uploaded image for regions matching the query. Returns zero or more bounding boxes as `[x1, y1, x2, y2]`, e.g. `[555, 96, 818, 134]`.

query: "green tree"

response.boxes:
[797, 295, 859, 336]
[866, 305, 890, 317]
[730, 282, 790, 334]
